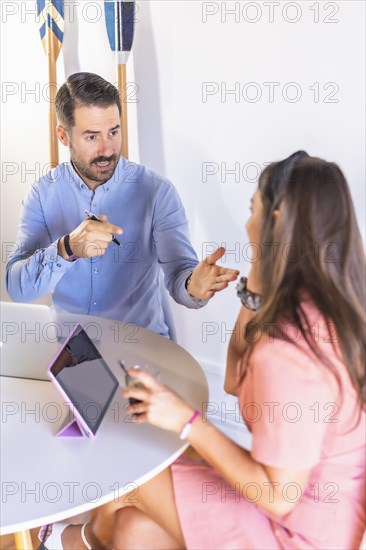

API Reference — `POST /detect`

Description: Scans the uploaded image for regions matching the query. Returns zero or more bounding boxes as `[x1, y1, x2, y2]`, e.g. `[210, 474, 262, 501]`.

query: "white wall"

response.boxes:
[1, 1, 365, 439]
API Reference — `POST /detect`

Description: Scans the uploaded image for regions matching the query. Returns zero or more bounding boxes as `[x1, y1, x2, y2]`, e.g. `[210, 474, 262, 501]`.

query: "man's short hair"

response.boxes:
[55, 72, 122, 130]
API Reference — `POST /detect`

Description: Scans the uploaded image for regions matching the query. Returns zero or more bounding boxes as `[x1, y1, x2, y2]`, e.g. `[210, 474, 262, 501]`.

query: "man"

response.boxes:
[6, 73, 238, 337]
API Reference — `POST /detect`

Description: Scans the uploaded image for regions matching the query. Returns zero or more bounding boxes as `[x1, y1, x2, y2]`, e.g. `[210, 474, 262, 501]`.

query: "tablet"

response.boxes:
[48, 324, 119, 437]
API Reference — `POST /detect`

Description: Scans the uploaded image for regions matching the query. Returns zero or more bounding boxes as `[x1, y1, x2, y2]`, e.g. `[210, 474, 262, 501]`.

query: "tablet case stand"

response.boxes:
[48, 323, 119, 439]
[56, 415, 88, 437]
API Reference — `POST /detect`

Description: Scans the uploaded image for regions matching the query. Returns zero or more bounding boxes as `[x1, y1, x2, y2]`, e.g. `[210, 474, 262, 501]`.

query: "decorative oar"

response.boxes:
[104, 1, 136, 159]
[36, 0, 64, 168]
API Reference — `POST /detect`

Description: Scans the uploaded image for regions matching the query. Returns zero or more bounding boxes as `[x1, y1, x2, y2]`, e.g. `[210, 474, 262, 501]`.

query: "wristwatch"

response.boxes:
[185, 273, 203, 305]
[63, 234, 78, 262]
[185, 273, 192, 290]
[236, 276, 261, 311]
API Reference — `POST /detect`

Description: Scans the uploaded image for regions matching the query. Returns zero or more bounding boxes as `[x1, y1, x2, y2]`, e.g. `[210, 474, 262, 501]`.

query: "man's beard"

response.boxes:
[71, 149, 119, 184]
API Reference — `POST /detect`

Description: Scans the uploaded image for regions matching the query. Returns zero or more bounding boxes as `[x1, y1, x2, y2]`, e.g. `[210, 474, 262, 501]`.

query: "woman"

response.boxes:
[41, 152, 366, 550]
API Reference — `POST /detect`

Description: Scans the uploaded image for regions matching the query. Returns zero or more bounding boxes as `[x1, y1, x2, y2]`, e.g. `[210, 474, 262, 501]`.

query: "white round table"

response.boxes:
[0, 311, 208, 537]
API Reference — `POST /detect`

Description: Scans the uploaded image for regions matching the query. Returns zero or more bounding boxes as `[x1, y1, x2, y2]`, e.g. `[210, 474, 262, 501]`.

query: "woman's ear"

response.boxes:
[57, 125, 69, 146]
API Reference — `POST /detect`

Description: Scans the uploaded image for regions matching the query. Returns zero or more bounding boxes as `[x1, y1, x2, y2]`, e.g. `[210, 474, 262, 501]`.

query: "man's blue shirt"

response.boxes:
[6, 158, 204, 336]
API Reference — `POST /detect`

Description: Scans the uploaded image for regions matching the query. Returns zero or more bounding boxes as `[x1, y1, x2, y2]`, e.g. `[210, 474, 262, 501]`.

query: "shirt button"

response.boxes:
[93, 301, 97, 306]
[106, 187, 110, 191]
[81, 184, 86, 189]
[57, 263, 61, 267]
[93, 203, 97, 207]
[50, 257, 55, 261]
[93, 269, 99, 274]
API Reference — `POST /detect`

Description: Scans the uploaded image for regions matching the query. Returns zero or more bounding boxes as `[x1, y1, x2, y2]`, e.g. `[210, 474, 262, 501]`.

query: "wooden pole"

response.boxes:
[14, 530, 33, 550]
[47, 19, 59, 168]
[118, 64, 128, 160]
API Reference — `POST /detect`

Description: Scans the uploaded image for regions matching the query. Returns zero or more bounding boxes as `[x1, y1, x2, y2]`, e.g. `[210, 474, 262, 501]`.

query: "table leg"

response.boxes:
[14, 530, 33, 550]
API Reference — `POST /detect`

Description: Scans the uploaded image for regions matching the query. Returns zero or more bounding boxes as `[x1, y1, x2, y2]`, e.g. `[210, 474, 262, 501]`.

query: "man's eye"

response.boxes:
[86, 135, 96, 141]
[110, 130, 119, 136]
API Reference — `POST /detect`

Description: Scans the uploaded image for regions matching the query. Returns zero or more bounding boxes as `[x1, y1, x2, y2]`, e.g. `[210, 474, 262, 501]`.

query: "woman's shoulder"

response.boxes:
[249, 300, 342, 388]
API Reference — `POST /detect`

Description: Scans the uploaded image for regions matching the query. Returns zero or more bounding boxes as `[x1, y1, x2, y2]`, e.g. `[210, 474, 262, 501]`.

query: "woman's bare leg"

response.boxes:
[113, 507, 182, 550]
[61, 466, 185, 549]
[91, 466, 185, 549]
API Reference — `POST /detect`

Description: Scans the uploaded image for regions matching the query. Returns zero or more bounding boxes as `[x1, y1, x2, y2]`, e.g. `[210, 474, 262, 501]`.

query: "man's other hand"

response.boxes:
[187, 247, 239, 301]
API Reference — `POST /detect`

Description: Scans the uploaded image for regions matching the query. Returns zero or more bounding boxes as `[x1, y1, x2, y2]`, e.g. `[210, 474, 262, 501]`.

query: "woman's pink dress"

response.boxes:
[171, 303, 366, 549]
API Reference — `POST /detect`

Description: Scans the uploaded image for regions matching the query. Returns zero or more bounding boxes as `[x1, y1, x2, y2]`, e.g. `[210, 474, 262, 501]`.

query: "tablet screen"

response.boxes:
[49, 325, 119, 435]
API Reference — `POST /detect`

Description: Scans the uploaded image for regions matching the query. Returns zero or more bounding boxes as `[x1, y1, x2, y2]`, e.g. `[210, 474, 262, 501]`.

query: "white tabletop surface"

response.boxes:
[0, 310, 208, 535]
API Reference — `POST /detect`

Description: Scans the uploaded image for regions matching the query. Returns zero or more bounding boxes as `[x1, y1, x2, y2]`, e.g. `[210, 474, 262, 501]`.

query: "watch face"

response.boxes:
[236, 277, 261, 311]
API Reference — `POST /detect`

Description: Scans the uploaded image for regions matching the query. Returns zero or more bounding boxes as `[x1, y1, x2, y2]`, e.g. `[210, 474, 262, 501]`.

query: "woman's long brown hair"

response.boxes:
[243, 153, 366, 412]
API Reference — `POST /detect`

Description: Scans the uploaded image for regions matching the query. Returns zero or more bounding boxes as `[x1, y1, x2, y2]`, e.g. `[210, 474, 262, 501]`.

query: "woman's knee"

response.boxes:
[115, 506, 138, 529]
[113, 507, 183, 550]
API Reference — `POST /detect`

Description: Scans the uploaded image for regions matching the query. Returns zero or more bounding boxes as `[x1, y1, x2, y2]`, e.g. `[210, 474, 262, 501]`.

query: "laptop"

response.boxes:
[0, 302, 60, 380]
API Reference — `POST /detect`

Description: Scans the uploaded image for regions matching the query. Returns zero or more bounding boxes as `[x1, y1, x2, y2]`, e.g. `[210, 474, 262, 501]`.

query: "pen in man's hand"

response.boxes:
[84, 210, 122, 247]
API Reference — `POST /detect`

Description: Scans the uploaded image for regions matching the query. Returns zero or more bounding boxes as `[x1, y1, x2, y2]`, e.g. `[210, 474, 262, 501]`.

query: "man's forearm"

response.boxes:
[6, 241, 73, 302]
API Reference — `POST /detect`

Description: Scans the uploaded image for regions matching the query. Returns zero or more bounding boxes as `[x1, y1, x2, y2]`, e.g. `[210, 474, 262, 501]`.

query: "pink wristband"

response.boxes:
[179, 410, 201, 440]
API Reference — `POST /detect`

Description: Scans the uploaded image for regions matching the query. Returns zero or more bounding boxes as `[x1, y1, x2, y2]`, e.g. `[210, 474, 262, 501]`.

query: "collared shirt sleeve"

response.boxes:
[6, 183, 74, 302]
[152, 180, 208, 310]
